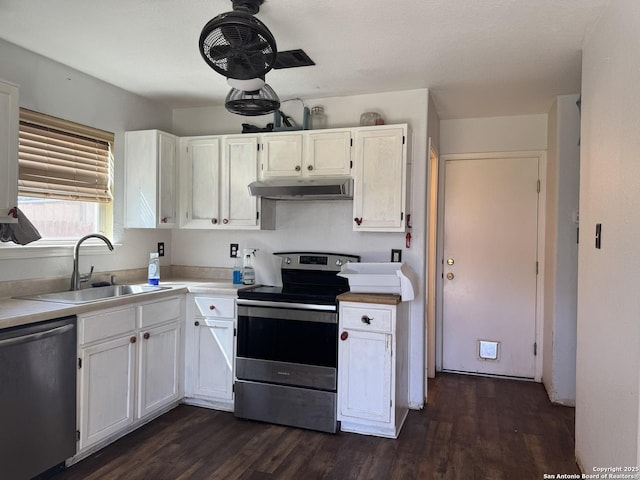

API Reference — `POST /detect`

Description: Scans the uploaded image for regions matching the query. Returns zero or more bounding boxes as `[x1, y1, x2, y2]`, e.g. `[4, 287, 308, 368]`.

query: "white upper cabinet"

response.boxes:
[180, 136, 221, 228]
[0, 80, 19, 223]
[353, 124, 410, 232]
[303, 129, 352, 176]
[220, 135, 260, 227]
[260, 129, 352, 179]
[180, 134, 273, 230]
[260, 132, 303, 178]
[124, 130, 178, 228]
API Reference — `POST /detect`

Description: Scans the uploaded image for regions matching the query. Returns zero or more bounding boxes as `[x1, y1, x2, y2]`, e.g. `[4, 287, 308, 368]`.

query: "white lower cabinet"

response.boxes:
[338, 296, 409, 438]
[76, 295, 183, 456]
[184, 294, 236, 411]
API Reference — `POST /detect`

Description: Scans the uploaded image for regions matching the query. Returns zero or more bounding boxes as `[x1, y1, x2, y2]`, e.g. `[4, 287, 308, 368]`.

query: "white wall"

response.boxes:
[543, 95, 580, 406]
[440, 114, 547, 154]
[172, 89, 431, 407]
[576, 0, 640, 470]
[0, 39, 173, 281]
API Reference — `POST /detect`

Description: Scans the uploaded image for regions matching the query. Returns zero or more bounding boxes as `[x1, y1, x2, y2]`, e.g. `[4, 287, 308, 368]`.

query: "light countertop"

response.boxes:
[0, 279, 249, 330]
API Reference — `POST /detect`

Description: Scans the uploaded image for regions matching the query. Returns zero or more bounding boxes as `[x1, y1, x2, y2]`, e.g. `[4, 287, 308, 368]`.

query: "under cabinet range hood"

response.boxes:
[248, 177, 353, 200]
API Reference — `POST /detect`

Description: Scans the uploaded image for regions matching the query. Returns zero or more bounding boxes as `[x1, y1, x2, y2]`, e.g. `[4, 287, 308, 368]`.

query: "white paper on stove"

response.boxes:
[253, 250, 283, 287]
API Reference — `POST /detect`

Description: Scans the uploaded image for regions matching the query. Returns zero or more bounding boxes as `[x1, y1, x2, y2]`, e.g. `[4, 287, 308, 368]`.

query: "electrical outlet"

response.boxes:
[157, 242, 165, 257]
[230, 243, 239, 258]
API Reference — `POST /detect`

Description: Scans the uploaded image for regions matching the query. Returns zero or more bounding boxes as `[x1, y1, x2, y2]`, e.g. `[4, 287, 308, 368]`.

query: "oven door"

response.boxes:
[236, 304, 337, 391]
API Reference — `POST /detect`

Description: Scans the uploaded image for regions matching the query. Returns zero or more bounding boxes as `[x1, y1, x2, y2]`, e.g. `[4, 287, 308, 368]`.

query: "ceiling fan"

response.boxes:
[198, 0, 315, 116]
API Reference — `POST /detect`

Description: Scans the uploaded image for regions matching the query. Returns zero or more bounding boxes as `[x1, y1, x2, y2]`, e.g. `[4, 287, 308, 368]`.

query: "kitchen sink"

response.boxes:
[16, 284, 171, 304]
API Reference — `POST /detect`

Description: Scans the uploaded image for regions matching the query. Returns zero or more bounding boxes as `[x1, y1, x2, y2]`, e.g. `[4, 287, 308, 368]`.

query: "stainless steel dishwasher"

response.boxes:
[0, 316, 77, 479]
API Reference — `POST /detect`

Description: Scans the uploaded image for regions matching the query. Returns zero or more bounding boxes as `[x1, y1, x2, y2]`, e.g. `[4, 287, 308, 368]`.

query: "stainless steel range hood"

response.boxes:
[248, 177, 353, 200]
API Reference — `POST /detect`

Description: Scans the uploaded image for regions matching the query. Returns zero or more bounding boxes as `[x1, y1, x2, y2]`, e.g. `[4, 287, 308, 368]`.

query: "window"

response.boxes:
[17, 109, 114, 241]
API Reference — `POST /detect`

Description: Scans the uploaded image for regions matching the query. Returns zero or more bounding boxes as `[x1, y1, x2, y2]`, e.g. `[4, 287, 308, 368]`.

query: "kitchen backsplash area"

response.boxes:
[0, 265, 233, 299]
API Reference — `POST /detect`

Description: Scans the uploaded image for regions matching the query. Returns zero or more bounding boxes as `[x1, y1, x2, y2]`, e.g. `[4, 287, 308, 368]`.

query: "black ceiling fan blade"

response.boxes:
[206, 43, 234, 61]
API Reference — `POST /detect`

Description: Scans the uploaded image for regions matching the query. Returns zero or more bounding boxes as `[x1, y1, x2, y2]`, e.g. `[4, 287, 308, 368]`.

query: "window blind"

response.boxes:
[18, 109, 114, 203]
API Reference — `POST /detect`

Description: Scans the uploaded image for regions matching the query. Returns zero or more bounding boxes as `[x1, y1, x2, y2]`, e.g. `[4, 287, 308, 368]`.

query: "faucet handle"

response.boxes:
[80, 265, 95, 284]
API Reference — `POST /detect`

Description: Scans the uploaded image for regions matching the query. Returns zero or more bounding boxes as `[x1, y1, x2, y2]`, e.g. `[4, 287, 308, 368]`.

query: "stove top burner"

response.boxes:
[238, 284, 350, 306]
[237, 252, 360, 306]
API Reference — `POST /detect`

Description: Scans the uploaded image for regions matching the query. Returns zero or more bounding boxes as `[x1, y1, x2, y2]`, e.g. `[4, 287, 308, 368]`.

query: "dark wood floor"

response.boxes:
[54, 374, 579, 480]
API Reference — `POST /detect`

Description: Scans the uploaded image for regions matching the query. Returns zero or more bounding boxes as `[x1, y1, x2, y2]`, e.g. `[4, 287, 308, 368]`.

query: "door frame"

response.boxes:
[433, 150, 547, 382]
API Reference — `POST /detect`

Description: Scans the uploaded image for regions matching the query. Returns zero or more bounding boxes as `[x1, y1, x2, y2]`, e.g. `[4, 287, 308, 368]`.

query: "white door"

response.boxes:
[193, 318, 234, 400]
[221, 136, 258, 227]
[78, 335, 136, 451]
[442, 156, 539, 378]
[186, 137, 221, 227]
[137, 321, 181, 419]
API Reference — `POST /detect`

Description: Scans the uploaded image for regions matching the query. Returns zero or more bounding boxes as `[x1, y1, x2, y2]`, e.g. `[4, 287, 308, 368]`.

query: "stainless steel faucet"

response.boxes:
[70, 234, 114, 291]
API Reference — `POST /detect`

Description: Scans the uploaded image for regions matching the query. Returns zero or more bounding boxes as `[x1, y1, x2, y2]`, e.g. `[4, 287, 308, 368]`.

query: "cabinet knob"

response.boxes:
[354, 217, 363, 226]
[340, 331, 349, 341]
[143, 332, 150, 340]
[307, 165, 313, 171]
[161, 217, 168, 223]
[295, 165, 301, 171]
[223, 219, 229, 224]
[209, 305, 216, 310]
[130, 336, 137, 344]
[194, 321, 200, 326]
[211, 218, 218, 224]
[361, 315, 372, 325]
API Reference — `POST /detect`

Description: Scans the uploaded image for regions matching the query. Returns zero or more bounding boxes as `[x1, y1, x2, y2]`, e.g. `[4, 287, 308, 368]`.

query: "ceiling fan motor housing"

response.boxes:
[199, 9, 277, 80]
[231, 0, 264, 14]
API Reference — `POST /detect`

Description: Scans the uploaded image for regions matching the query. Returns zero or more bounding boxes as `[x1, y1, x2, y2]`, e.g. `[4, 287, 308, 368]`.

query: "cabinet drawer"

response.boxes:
[340, 305, 392, 333]
[139, 297, 183, 328]
[80, 307, 136, 345]
[194, 296, 235, 318]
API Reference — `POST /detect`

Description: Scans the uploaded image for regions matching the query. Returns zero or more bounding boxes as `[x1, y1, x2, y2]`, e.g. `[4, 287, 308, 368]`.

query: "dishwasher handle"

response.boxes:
[0, 323, 74, 349]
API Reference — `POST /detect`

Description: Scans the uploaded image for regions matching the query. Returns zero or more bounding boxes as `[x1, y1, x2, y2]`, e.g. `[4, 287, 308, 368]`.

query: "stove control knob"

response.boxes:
[335, 259, 343, 267]
[283, 257, 292, 265]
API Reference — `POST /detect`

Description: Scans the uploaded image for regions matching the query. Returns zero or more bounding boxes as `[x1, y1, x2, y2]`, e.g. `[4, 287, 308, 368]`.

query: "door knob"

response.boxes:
[446, 272, 455, 280]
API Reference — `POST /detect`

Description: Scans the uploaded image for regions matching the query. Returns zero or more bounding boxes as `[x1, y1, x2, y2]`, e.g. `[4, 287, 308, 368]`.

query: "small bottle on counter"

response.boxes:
[232, 257, 242, 284]
[242, 251, 255, 285]
[148, 252, 160, 285]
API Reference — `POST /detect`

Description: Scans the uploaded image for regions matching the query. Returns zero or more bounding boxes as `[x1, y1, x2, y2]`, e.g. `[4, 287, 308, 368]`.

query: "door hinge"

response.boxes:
[76, 430, 80, 441]
[232, 384, 235, 393]
[234, 328, 237, 337]
[78, 357, 82, 369]
[350, 160, 353, 169]
[534, 342, 537, 356]
[257, 143, 260, 151]
[256, 211, 260, 221]
[536, 261, 539, 275]
[402, 136, 406, 145]
[536, 180, 541, 193]
[350, 138, 353, 147]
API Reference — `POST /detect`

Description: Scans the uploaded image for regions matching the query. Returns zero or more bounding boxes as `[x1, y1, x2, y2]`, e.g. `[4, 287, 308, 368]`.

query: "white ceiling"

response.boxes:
[0, 0, 607, 119]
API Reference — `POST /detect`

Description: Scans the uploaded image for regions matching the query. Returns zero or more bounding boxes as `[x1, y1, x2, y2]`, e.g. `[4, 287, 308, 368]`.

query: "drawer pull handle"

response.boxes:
[143, 332, 150, 340]
[340, 331, 349, 341]
[130, 336, 137, 344]
[194, 321, 200, 327]
[209, 305, 216, 310]
[361, 315, 372, 325]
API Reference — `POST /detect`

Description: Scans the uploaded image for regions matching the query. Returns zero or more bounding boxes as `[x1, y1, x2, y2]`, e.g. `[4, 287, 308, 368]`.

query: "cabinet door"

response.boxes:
[137, 321, 181, 419]
[221, 136, 259, 227]
[353, 126, 407, 231]
[0, 80, 19, 223]
[157, 132, 178, 228]
[304, 129, 352, 176]
[261, 133, 303, 178]
[78, 335, 136, 451]
[338, 328, 392, 423]
[124, 130, 177, 228]
[191, 318, 235, 400]
[183, 136, 221, 228]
